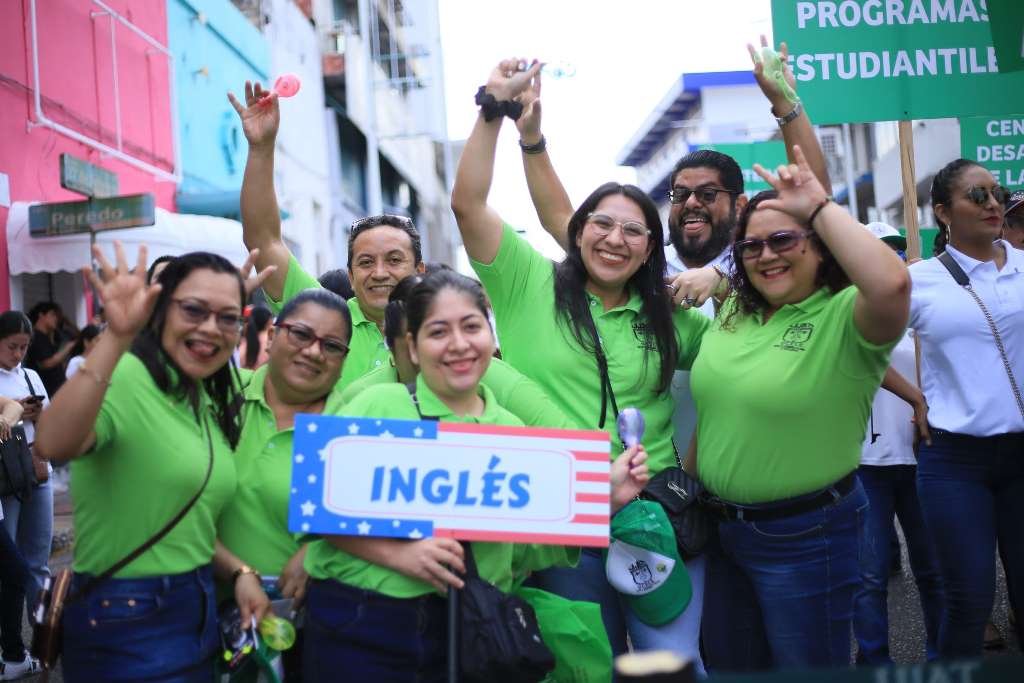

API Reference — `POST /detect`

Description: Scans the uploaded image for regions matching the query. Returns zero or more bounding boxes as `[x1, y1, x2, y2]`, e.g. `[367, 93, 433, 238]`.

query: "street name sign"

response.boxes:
[772, 0, 1024, 124]
[960, 116, 1024, 189]
[28, 194, 155, 237]
[699, 141, 788, 195]
[289, 415, 612, 546]
[59, 154, 119, 198]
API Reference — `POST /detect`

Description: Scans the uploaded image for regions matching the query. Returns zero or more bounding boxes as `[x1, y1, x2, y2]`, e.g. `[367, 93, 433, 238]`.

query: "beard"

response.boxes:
[669, 205, 736, 267]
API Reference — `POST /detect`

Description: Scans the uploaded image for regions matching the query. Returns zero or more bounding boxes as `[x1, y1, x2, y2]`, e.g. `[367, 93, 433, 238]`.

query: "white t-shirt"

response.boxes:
[66, 355, 85, 379]
[860, 332, 917, 466]
[909, 241, 1024, 436]
[665, 246, 732, 449]
[0, 364, 51, 443]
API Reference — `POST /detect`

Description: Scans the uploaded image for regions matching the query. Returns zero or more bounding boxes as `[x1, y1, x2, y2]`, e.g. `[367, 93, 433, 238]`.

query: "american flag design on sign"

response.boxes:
[290, 415, 612, 547]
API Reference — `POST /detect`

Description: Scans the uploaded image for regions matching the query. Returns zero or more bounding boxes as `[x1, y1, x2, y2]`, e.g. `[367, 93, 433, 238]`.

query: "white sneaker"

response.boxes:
[0, 655, 41, 680]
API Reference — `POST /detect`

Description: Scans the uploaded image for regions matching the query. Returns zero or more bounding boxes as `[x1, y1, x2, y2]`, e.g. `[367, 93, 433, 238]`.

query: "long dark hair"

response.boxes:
[130, 252, 246, 448]
[553, 183, 677, 393]
[69, 324, 102, 359]
[405, 271, 490, 339]
[723, 190, 850, 328]
[0, 311, 32, 341]
[384, 274, 426, 351]
[241, 307, 273, 369]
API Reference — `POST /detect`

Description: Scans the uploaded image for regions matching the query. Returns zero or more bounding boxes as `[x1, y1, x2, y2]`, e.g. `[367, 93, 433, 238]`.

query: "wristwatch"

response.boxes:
[232, 564, 260, 585]
[773, 100, 803, 127]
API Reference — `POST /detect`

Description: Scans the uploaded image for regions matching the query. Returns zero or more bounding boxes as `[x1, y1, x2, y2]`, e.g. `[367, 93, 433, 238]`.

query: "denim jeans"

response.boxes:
[2, 477, 54, 614]
[303, 579, 448, 683]
[61, 565, 218, 682]
[530, 548, 707, 678]
[0, 522, 35, 663]
[916, 429, 1024, 658]
[702, 479, 867, 672]
[853, 465, 944, 664]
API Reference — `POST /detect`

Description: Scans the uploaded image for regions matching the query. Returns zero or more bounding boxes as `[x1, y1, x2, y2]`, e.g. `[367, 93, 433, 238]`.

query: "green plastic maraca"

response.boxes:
[756, 46, 799, 105]
[259, 615, 296, 651]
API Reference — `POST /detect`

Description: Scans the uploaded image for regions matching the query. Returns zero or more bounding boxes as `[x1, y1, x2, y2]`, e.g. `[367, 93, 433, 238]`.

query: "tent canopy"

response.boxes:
[6, 202, 250, 275]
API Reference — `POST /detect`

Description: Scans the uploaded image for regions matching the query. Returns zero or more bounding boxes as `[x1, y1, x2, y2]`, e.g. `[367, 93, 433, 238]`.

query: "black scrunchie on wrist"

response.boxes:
[475, 86, 524, 122]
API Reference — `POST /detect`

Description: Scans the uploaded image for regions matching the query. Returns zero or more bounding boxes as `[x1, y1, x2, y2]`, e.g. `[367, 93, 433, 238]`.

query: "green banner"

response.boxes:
[771, 0, 1024, 124]
[697, 141, 788, 195]
[960, 116, 1024, 189]
[988, 0, 1024, 73]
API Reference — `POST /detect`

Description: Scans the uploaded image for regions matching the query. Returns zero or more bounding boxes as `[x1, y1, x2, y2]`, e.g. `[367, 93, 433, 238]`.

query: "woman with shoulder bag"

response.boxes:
[301, 271, 650, 682]
[34, 244, 272, 682]
[909, 159, 1024, 657]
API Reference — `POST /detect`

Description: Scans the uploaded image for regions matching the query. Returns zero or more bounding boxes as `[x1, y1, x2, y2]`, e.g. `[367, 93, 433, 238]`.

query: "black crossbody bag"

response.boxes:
[581, 308, 714, 559]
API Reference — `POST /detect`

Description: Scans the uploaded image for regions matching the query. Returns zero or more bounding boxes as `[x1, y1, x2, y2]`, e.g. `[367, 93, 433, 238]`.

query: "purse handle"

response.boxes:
[68, 413, 217, 602]
[937, 251, 1024, 420]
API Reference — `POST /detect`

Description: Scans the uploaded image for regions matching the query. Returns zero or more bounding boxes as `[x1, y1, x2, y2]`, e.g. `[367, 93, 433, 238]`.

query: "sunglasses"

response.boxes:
[965, 186, 1009, 206]
[172, 299, 244, 333]
[669, 186, 738, 205]
[733, 230, 812, 260]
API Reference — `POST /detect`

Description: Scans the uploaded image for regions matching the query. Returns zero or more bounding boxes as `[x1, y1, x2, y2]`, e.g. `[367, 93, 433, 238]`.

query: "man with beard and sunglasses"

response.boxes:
[515, 39, 833, 675]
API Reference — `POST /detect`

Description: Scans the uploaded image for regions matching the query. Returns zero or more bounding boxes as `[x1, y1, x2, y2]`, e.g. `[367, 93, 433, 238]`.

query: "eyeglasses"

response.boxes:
[275, 322, 349, 359]
[733, 230, 812, 260]
[586, 213, 650, 244]
[965, 186, 1009, 206]
[669, 186, 738, 205]
[172, 299, 244, 333]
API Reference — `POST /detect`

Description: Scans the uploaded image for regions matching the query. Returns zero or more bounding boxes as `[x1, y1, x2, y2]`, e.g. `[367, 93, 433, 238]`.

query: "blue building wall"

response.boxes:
[168, 0, 269, 201]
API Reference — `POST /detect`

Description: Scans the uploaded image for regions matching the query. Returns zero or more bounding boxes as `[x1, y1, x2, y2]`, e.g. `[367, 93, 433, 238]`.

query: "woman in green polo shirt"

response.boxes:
[449, 59, 709, 659]
[35, 245, 268, 682]
[301, 270, 649, 680]
[215, 287, 352, 682]
[691, 146, 910, 672]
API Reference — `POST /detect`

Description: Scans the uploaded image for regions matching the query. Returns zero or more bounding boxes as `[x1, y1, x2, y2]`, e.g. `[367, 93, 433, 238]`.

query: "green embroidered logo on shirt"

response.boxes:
[775, 322, 814, 352]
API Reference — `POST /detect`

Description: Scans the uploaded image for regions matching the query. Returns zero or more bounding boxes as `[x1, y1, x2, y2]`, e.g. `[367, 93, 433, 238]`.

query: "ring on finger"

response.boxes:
[682, 296, 696, 306]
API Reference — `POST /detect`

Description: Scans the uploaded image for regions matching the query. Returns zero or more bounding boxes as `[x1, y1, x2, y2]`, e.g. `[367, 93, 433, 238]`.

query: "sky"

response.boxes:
[438, 0, 773, 264]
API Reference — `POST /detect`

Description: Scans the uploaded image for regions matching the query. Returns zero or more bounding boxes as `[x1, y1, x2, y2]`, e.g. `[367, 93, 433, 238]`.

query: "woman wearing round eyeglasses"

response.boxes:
[908, 159, 1024, 657]
[689, 146, 910, 672]
[449, 59, 710, 660]
[35, 245, 271, 682]
[216, 288, 352, 682]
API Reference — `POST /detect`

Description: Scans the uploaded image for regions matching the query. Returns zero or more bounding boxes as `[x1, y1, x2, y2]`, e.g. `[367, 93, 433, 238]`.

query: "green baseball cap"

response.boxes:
[604, 500, 691, 626]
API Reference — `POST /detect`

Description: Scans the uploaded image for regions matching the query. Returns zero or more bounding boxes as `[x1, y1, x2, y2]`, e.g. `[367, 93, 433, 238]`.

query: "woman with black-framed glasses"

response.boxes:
[907, 159, 1024, 658]
[690, 145, 910, 672]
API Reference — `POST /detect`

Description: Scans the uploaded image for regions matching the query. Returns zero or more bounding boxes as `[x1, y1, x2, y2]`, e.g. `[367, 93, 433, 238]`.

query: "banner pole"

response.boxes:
[898, 120, 923, 259]
[448, 585, 459, 683]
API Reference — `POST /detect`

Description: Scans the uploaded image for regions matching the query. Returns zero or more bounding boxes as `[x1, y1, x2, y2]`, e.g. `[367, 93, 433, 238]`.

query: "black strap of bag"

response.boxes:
[581, 308, 620, 434]
[937, 251, 1024, 420]
[405, 383, 440, 422]
[68, 413, 217, 601]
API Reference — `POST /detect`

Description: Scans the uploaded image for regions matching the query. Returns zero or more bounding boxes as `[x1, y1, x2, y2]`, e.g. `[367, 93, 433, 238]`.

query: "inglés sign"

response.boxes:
[698, 141, 789, 195]
[960, 116, 1024, 189]
[771, 0, 1024, 124]
[290, 415, 612, 546]
[28, 194, 155, 237]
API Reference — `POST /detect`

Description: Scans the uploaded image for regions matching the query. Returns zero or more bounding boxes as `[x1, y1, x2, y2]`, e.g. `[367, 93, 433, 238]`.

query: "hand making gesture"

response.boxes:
[513, 59, 543, 143]
[484, 58, 542, 105]
[228, 81, 280, 150]
[84, 242, 163, 343]
[752, 145, 830, 224]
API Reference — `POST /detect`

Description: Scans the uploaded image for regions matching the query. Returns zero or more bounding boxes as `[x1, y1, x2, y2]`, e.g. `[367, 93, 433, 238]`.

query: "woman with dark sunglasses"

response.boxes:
[216, 288, 353, 682]
[34, 244, 272, 682]
[690, 145, 910, 672]
[907, 159, 1024, 658]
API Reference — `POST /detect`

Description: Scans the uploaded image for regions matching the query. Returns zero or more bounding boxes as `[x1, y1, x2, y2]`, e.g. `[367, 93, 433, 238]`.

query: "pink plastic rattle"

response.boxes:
[273, 74, 301, 98]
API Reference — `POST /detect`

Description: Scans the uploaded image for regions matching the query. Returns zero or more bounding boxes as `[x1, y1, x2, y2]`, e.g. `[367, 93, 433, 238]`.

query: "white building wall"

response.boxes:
[700, 86, 777, 143]
[266, 0, 334, 275]
[873, 118, 960, 217]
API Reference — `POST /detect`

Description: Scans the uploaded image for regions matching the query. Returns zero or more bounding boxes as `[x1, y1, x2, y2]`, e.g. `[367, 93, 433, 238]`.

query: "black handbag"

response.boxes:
[0, 424, 36, 499]
[641, 445, 715, 559]
[459, 543, 555, 683]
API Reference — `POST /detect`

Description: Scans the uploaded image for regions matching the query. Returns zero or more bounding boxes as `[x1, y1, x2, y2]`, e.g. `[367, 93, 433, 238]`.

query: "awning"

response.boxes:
[6, 202, 249, 275]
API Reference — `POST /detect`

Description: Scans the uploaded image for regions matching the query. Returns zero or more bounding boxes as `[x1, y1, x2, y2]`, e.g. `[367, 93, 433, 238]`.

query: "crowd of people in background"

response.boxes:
[0, 39, 1020, 683]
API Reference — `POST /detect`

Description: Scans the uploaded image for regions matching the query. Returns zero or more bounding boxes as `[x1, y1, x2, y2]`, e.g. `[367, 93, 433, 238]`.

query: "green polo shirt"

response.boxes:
[470, 224, 710, 473]
[266, 255, 391, 391]
[690, 287, 896, 504]
[304, 375, 575, 597]
[338, 358, 576, 430]
[217, 365, 348, 577]
[70, 354, 237, 577]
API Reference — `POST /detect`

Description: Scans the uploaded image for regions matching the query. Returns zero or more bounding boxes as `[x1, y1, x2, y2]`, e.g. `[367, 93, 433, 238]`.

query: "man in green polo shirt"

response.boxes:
[229, 82, 424, 391]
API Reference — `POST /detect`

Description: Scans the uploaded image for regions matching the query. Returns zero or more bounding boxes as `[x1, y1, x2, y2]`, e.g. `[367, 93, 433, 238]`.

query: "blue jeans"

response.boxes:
[303, 579, 448, 683]
[530, 548, 707, 678]
[61, 565, 218, 682]
[854, 465, 944, 664]
[0, 522, 35, 663]
[702, 479, 867, 672]
[2, 478, 54, 614]
[916, 429, 1024, 658]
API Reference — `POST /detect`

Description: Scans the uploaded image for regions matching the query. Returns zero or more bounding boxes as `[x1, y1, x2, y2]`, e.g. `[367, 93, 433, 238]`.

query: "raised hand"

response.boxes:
[485, 58, 542, 103]
[514, 60, 543, 142]
[752, 145, 829, 223]
[610, 445, 650, 514]
[236, 248, 277, 297]
[227, 81, 280, 150]
[748, 36, 798, 111]
[83, 242, 162, 342]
